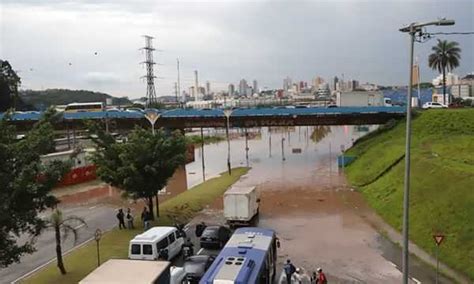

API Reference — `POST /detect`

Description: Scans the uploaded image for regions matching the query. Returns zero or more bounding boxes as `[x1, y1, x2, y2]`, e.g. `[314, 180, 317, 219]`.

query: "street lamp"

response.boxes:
[144, 109, 160, 135]
[223, 109, 232, 175]
[399, 18, 454, 284]
[281, 137, 286, 161]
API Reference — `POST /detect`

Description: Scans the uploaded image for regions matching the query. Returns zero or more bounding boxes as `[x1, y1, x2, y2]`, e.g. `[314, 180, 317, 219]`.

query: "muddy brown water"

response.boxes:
[54, 126, 450, 283]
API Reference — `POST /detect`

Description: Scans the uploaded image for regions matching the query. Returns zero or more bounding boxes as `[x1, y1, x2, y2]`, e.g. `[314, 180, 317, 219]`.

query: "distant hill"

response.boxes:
[19, 89, 132, 110]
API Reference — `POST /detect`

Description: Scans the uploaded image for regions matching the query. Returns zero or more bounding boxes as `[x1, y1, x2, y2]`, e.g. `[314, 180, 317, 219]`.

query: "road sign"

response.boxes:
[292, 148, 302, 154]
[433, 234, 445, 246]
[94, 228, 102, 241]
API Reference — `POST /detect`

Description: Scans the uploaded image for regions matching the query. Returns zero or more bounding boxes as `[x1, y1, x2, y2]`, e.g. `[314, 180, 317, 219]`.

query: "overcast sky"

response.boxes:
[1, 0, 473, 99]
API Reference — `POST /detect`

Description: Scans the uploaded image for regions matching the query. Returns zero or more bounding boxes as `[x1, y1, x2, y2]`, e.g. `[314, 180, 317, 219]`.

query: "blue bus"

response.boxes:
[199, 227, 279, 284]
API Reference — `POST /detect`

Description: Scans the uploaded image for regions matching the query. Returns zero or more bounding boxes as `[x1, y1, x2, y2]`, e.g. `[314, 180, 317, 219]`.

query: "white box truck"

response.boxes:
[223, 186, 260, 227]
[336, 91, 389, 107]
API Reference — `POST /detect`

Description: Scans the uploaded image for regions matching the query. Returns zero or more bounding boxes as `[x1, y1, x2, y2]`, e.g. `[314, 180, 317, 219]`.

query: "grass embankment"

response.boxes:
[23, 167, 249, 284]
[346, 109, 474, 279]
[186, 135, 225, 147]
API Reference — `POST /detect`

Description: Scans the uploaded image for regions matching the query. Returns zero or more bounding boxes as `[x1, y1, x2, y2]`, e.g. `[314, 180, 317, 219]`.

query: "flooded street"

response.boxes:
[186, 126, 452, 283]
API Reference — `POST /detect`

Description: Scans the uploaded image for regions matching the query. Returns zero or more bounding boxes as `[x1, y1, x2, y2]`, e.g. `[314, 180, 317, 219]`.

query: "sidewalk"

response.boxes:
[362, 205, 471, 284]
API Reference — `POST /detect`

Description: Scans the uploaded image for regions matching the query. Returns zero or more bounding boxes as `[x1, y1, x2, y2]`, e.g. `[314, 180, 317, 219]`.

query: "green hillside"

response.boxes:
[20, 89, 131, 110]
[346, 109, 474, 279]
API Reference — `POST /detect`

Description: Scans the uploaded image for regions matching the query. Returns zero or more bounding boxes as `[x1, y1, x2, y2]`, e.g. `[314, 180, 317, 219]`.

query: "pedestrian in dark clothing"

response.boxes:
[126, 208, 134, 229]
[116, 209, 125, 230]
[283, 259, 296, 284]
[141, 207, 151, 230]
[195, 222, 206, 238]
[311, 271, 318, 284]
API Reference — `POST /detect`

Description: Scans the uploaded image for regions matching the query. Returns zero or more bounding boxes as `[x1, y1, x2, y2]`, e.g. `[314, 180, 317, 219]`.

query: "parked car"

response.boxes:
[200, 225, 232, 249]
[126, 108, 144, 113]
[422, 102, 448, 109]
[183, 255, 216, 283]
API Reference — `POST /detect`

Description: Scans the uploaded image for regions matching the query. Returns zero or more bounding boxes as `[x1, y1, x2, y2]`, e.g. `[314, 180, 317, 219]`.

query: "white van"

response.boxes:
[129, 226, 184, 261]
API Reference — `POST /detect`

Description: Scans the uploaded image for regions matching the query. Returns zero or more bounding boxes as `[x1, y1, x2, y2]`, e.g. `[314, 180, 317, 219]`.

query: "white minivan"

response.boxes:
[129, 226, 184, 261]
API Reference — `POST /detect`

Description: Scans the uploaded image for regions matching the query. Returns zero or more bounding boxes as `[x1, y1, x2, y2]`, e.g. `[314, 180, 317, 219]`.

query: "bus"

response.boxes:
[64, 102, 104, 113]
[199, 227, 279, 284]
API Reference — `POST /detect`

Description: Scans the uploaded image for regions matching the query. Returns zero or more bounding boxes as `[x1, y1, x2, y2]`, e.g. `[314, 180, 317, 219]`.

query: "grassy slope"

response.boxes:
[346, 109, 474, 279]
[23, 167, 249, 284]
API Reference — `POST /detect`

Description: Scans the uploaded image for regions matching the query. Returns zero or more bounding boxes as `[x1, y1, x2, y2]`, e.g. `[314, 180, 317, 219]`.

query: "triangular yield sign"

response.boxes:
[433, 234, 445, 246]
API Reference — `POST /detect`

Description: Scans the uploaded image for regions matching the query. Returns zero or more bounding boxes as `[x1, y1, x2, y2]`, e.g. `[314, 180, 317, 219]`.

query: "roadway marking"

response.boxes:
[197, 248, 204, 255]
[89, 205, 97, 210]
[11, 236, 94, 284]
[74, 224, 85, 230]
[411, 277, 421, 284]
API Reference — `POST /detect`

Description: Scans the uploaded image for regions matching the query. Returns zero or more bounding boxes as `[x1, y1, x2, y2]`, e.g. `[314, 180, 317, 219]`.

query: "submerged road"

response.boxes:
[0, 205, 116, 284]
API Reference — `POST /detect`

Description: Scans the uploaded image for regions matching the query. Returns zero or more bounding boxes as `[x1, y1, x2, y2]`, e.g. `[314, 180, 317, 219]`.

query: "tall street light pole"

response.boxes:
[399, 18, 454, 284]
[224, 109, 232, 175]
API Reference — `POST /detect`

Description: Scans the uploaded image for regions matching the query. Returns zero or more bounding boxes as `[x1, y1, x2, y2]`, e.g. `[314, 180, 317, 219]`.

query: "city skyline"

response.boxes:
[1, 0, 473, 99]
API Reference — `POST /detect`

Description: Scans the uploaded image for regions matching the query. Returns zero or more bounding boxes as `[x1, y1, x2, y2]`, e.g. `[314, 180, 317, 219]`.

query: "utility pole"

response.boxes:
[141, 35, 157, 108]
[177, 58, 182, 107]
[399, 19, 455, 284]
[174, 82, 178, 106]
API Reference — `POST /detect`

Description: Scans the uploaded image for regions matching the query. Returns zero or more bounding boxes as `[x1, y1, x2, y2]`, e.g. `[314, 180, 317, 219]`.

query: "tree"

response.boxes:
[0, 109, 69, 267]
[89, 125, 186, 219]
[46, 209, 86, 274]
[0, 60, 21, 111]
[428, 39, 461, 104]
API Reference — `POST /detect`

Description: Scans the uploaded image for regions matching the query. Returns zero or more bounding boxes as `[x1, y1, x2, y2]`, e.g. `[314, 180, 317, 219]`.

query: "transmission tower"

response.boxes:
[141, 35, 157, 107]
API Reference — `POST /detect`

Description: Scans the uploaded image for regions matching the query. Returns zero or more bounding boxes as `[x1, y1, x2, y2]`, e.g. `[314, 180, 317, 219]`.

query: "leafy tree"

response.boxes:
[0, 109, 69, 267]
[89, 125, 186, 219]
[0, 60, 21, 111]
[428, 39, 461, 104]
[46, 209, 86, 275]
[419, 82, 434, 89]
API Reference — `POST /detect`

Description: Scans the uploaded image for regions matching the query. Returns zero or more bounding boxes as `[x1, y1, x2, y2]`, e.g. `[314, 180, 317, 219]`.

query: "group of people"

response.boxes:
[115, 207, 153, 230]
[284, 259, 327, 284]
[116, 208, 134, 230]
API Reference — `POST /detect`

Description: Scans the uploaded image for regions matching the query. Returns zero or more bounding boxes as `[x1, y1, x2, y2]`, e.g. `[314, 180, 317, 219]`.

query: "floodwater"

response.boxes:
[51, 125, 452, 283]
[185, 126, 453, 283]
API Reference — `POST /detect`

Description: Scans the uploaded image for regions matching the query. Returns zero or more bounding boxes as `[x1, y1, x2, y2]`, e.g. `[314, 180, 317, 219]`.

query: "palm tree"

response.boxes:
[46, 209, 87, 275]
[428, 39, 461, 105]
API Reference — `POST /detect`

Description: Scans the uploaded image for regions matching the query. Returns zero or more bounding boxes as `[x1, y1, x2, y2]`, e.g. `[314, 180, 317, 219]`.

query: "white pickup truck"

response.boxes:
[223, 186, 260, 227]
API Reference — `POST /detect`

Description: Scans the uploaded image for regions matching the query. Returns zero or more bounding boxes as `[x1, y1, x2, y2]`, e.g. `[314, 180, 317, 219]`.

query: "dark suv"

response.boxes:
[200, 226, 232, 249]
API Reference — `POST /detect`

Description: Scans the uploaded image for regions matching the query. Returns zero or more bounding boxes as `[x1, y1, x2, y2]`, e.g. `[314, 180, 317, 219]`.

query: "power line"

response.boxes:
[427, 31, 474, 35]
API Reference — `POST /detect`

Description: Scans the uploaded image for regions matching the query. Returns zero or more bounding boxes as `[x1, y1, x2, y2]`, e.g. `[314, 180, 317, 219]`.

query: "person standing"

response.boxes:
[116, 208, 125, 230]
[126, 208, 134, 229]
[316, 268, 327, 284]
[141, 207, 151, 230]
[283, 259, 296, 284]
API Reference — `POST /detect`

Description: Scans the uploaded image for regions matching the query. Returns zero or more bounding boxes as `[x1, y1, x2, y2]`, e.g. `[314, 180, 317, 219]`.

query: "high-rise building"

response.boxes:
[333, 76, 339, 91]
[312, 76, 325, 90]
[194, 70, 199, 101]
[239, 79, 248, 96]
[228, 84, 235, 96]
[252, 80, 258, 94]
[206, 81, 211, 95]
[283, 76, 292, 91]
